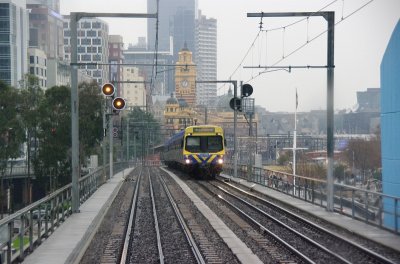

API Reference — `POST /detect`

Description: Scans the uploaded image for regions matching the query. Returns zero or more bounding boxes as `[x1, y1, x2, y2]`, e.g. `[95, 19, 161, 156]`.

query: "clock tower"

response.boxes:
[175, 43, 196, 107]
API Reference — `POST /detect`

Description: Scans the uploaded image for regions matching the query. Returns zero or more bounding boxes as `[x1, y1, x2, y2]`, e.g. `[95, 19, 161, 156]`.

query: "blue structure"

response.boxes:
[381, 20, 400, 229]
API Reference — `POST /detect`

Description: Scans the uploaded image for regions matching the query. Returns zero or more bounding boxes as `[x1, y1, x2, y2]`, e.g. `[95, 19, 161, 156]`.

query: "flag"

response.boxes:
[296, 88, 298, 109]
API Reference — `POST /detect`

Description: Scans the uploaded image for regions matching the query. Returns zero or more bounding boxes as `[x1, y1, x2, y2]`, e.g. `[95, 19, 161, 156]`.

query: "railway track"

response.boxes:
[198, 179, 400, 264]
[81, 166, 399, 263]
[80, 166, 241, 264]
[120, 167, 202, 263]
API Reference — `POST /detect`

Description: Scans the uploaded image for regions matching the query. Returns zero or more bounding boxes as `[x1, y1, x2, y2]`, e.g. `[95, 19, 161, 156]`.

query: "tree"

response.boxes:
[18, 74, 45, 203]
[33, 85, 71, 193]
[0, 80, 25, 215]
[79, 81, 103, 164]
[344, 135, 381, 183]
[31, 81, 104, 196]
[123, 107, 162, 160]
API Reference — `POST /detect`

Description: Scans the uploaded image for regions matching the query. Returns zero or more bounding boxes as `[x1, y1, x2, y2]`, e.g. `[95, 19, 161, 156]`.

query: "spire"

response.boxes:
[182, 41, 189, 51]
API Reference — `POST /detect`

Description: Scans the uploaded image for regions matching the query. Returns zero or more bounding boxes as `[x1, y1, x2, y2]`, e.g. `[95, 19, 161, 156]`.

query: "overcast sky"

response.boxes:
[60, 0, 400, 112]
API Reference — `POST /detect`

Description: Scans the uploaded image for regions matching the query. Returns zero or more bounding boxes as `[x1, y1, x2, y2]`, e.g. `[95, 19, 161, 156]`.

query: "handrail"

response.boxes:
[0, 161, 131, 264]
[223, 162, 400, 235]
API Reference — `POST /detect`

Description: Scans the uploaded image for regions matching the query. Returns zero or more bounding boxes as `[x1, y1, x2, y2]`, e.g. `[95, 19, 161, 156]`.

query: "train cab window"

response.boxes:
[207, 136, 223, 152]
[185, 136, 223, 153]
[186, 137, 201, 152]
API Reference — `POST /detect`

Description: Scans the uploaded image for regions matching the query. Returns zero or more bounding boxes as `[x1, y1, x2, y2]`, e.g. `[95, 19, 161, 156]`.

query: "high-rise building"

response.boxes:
[27, 2, 64, 60]
[147, 0, 198, 95]
[195, 10, 217, 106]
[26, 0, 59, 12]
[109, 35, 124, 97]
[123, 39, 173, 96]
[0, 0, 29, 87]
[28, 47, 47, 88]
[147, 0, 197, 57]
[63, 16, 109, 85]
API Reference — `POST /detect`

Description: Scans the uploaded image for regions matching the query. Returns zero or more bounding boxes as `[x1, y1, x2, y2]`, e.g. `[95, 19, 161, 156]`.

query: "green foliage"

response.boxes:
[277, 151, 290, 166]
[124, 107, 162, 159]
[33, 85, 71, 189]
[31, 81, 104, 190]
[0, 80, 25, 173]
[79, 81, 103, 161]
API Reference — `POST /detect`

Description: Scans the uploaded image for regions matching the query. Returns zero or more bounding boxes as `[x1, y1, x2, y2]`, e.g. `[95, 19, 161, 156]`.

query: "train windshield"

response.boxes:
[185, 136, 223, 153]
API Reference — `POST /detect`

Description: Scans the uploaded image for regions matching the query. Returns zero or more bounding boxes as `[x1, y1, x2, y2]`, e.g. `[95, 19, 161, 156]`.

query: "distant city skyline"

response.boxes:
[60, 0, 400, 112]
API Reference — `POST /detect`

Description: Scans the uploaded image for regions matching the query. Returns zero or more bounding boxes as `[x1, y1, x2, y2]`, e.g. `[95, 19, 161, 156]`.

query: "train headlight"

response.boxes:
[185, 158, 191, 164]
[217, 158, 224, 164]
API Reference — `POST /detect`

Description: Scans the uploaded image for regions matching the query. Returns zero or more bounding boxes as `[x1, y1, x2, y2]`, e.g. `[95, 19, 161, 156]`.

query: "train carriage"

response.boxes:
[163, 125, 226, 179]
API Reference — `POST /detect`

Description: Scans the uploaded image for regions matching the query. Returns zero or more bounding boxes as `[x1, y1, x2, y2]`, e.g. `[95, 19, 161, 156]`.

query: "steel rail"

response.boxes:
[119, 169, 142, 264]
[218, 179, 398, 264]
[158, 175, 206, 264]
[149, 171, 165, 264]
[201, 181, 351, 263]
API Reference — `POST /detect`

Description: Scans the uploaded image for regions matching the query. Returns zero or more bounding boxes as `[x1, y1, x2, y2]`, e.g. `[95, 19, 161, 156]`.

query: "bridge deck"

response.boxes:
[22, 168, 400, 264]
[23, 168, 133, 264]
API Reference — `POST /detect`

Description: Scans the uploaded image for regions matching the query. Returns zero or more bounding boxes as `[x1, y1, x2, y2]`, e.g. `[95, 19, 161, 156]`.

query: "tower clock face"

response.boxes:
[181, 79, 189, 88]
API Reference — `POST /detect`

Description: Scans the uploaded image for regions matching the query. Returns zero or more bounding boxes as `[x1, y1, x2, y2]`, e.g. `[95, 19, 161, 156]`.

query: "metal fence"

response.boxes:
[0, 162, 131, 264]
[223, 163, 400, 235]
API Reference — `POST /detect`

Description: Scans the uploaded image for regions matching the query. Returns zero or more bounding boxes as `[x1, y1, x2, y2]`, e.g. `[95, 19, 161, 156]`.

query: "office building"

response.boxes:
[122, 66, 146, 109]
[63, 16, 109, 85]
[26, 0, 59, 12]
[147, 0, 197, 95]
[27, 2, 64, 60]
[28, 47, 47, 88]
[195, 10, 217, 105]
[0, 0, 29, 87]
[109, 35, 124, 96]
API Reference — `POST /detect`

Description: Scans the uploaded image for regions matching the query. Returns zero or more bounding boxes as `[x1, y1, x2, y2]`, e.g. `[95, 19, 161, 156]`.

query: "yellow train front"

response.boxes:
[163, 125, 226, 179]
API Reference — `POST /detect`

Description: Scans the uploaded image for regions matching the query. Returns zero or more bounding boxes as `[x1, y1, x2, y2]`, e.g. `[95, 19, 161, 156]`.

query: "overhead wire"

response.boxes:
[219, 0, 340, 94]
[244, 0, 375, 83]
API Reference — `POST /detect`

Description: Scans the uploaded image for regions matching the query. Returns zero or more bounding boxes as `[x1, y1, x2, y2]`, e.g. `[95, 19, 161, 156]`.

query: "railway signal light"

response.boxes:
[102, 83, 115, 97]
[241, 84, 253, 98]
[112, 97, 126, 111]
[229, 97, 242, 111]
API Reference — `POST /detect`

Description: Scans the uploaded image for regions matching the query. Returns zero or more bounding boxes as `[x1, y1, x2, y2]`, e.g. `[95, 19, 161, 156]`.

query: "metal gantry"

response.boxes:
[247, 11, 335, 211]
[70, 11, 157, 213]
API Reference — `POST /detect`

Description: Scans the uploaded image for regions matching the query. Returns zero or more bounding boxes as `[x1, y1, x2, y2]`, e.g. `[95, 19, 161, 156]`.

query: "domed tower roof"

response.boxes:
[166, 93, 179, 105]
[178, 98, 189, 108]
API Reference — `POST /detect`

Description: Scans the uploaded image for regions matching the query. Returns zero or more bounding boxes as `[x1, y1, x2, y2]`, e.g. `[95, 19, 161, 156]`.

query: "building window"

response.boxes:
[93, 38, 101, 45]
[29, 56, 34, 64]
[81, 38, 91, 45]
[87, 30, 96, 37]
[92, 22, 101, 29]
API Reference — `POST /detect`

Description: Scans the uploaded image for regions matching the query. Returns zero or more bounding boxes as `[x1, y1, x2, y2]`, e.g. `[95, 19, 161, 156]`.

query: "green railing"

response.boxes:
[0, 162, 131, 264]
[223, 163, 400, 235]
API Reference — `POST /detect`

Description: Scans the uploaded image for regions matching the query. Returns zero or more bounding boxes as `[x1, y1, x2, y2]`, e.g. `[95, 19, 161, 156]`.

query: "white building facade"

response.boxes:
[28, 47, 47, 89]
[63, 16, 109, 85]
[0, 0, 29, 87]
[122, 66, 146, 110]
[195, 10, 217, 106]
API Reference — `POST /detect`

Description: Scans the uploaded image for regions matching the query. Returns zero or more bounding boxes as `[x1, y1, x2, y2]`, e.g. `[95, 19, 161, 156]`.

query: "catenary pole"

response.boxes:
[247, 11, 335, 211]
[70, 11, 157, 213]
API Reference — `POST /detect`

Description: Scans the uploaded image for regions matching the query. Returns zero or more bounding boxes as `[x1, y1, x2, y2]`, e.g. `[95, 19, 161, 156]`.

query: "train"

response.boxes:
[162, 125, 226, 179]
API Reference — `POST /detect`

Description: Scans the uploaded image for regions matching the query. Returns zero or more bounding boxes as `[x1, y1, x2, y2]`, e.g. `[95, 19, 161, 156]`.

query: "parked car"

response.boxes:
[32, 209, 50, 220]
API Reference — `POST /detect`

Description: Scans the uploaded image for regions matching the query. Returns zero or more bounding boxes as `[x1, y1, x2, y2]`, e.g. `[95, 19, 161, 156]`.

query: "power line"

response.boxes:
[244, 0, 375, 83]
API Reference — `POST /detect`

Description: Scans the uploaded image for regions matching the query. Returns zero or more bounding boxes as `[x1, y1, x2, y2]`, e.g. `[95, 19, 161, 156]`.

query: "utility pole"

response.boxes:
[70, 11, 157, 213]
[247, 11, 335, 211]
